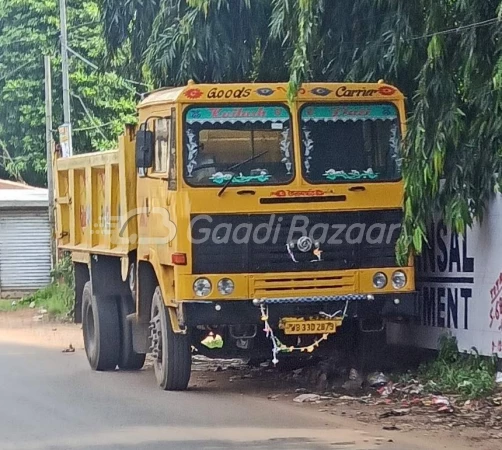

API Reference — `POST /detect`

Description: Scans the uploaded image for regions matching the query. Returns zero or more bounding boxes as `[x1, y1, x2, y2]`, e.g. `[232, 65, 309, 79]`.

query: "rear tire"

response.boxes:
[118, 295, 146, 370]
[150, 287, 191, 390]
[82, 281, 120, 371]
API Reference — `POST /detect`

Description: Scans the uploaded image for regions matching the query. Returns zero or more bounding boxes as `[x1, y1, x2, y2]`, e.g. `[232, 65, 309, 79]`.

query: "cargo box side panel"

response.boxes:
[117, 132, 138, 254]
[54, 129, 137, 258]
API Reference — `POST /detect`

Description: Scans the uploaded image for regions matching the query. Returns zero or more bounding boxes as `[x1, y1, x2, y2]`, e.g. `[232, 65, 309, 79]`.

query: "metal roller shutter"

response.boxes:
[0, 208, 51, 291]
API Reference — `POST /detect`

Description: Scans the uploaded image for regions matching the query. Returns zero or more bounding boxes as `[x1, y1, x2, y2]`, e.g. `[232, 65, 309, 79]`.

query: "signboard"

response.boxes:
[301, 104, 398, 122]
[185, 106, 290, 125]
[58, 124, 71, 158]
[388, 194, 502, 357]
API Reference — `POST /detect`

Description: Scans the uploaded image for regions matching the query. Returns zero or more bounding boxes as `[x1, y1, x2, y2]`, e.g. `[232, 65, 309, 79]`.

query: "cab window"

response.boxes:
[154, 118, 170, 173]
[300, 104, 401, 184]
[168, 109, 177, 190]
[183, 105, 293, 187]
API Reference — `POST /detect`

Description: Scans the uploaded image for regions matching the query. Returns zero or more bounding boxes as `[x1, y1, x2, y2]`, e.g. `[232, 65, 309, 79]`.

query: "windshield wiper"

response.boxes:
[218, 150, 269, 197]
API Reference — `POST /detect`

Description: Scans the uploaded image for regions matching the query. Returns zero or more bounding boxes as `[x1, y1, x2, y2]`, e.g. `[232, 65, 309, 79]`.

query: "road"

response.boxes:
[0, 318, 480, 450]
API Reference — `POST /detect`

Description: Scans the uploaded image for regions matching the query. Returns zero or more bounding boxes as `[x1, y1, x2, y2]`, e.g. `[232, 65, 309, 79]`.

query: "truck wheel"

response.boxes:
[118, 295, 146, 370]
[150, 287, 191, 390]
[82, 281, 120, 371]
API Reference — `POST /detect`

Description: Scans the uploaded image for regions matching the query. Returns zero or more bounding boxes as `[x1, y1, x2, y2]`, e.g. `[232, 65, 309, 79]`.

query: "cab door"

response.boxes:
[136, 110, 177, 266]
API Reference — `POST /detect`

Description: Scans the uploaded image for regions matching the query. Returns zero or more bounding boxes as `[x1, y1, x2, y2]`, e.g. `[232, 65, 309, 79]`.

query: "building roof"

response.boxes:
[0, 179, 48, 208]
[0, 179, 32, 190]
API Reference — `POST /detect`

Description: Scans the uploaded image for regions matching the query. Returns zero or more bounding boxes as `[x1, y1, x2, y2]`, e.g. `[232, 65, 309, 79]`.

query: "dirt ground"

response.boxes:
[0, 307, 84, 349]
[1, 308, 501, 449]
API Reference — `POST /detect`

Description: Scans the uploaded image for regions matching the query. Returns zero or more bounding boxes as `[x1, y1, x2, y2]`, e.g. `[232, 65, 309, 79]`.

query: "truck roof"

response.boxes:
[138, 81, 404, 109]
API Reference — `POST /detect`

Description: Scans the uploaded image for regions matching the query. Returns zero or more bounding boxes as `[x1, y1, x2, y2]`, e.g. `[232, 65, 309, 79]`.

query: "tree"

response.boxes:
[99, 0, 286, 84]
[98, 0, 502, 260]
[0, 0, 138, 186]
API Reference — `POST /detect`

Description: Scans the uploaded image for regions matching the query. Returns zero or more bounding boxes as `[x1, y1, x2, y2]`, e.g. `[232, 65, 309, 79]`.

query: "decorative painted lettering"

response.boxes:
[207, 87, 251, 99]
[389, 123, 401, 173]
[323, 169, 379, 181]
[279, 128, 292, 175]
[184, 88, 203, 99]
[378, 86, 397, 96]
[255, 88, 275, 96]
[271, 189, 326, 198]
[210, 172, 272, 185]
[302, 128, 314, 174]
[489, 273, 502, 331]
[335, 86, 378, 98]
[185, 128, 198, 177]
[310, 87, 333, 96]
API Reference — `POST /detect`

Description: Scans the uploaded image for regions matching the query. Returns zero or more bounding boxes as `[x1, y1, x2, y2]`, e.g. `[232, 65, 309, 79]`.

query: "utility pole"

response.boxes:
[45, 56, 57, 270]
[59, 0, 73, 156]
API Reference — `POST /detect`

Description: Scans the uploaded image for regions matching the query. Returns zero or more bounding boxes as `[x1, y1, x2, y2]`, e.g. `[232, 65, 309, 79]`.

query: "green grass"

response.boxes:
[0, 300, 16, 312]
[419, 335, 497, 400]
[0, 299, 28, 312]
[19, 254, 75, 319]
[21, 282, 74, 318]
[0, 256, 75, 319]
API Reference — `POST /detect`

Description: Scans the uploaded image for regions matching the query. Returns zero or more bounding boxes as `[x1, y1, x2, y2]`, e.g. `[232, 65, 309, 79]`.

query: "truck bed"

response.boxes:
[54, 130, 137, 258]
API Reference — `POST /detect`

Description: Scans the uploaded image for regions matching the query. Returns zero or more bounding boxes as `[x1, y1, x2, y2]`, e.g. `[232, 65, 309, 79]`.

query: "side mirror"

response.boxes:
[135, 128, 154, 173]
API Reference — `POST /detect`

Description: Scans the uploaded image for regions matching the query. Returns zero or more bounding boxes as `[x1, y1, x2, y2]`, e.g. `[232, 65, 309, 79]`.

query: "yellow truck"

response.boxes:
[54, 81, 416, 390]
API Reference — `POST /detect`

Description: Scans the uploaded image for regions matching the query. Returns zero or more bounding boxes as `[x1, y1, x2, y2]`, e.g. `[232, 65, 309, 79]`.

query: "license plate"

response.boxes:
[281, 319, 342, 335]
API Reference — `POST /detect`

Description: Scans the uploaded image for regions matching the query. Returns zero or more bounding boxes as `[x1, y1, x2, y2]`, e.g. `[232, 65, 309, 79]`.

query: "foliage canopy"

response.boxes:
[99, 0, 502, 258]
[0, 0, 137, 186]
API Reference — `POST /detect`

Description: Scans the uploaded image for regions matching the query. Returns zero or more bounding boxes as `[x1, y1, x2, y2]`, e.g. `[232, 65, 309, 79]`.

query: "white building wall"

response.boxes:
[389, 194, 502, 357]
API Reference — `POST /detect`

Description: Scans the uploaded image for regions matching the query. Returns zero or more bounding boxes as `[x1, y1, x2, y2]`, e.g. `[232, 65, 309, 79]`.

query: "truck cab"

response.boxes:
[54, 81, 415, 391]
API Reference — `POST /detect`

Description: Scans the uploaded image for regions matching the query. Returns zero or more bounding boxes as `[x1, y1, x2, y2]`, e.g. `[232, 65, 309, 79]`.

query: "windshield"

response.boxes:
[184, 105, 293, 187]
[300, 104, 401, 184]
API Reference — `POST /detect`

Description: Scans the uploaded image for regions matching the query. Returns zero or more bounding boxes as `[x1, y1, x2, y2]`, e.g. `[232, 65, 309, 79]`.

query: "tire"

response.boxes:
[82, 281, 120, 371]
[118, 295, 146, 370]
[150, 287, 191, 390]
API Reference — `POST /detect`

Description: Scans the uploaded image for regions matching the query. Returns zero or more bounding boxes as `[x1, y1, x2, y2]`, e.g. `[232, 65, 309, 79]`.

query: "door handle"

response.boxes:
[348, 186, 366, 192]
[237, 190, 256, 196]
[145, 197, 150, 216]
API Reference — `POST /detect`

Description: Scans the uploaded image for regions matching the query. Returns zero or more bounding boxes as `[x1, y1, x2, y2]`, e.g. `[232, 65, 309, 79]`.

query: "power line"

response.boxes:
[71, 93, 108, 141]
[0, 60, 37, 82]
[409, 17, 500, 41]
[73, 121, 115, 132]
[66, 45, 148, 95]
[337, 16, 501, 50]
[69, 21, 100, 32]
[67, 46, 98, 70]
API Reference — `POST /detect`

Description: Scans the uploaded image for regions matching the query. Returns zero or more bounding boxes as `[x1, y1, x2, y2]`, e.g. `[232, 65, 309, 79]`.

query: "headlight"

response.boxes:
[373, 272, 387, 289]
[217, 278, 234, 295]
[193, 278, 211, 297]
[391, 271, 407, 289]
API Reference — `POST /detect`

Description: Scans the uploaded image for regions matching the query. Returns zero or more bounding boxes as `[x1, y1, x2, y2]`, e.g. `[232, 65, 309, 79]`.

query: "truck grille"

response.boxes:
[251, 272, 356, 297]
[191, 210, 402, 274]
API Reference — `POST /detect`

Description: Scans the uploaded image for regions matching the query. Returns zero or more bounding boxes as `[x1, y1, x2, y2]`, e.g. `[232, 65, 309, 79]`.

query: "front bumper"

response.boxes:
[178, 267, 416, 301]
[183, 292, 417, 326]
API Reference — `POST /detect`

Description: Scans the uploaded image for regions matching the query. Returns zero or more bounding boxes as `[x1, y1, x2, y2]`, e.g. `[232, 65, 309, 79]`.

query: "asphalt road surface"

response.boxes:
[0, 338, 470, 450]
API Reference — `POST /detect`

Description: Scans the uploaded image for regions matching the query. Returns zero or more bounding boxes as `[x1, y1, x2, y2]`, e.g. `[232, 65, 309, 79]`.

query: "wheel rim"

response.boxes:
[128, 264, 136, 296]
[150, 300, 164, 377]
[84, 302, 96, 357]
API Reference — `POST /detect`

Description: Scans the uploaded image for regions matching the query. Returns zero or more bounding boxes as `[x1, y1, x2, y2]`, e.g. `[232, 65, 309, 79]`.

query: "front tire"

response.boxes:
[150, 287, 191, 390]
[82, 281, 120, 371]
